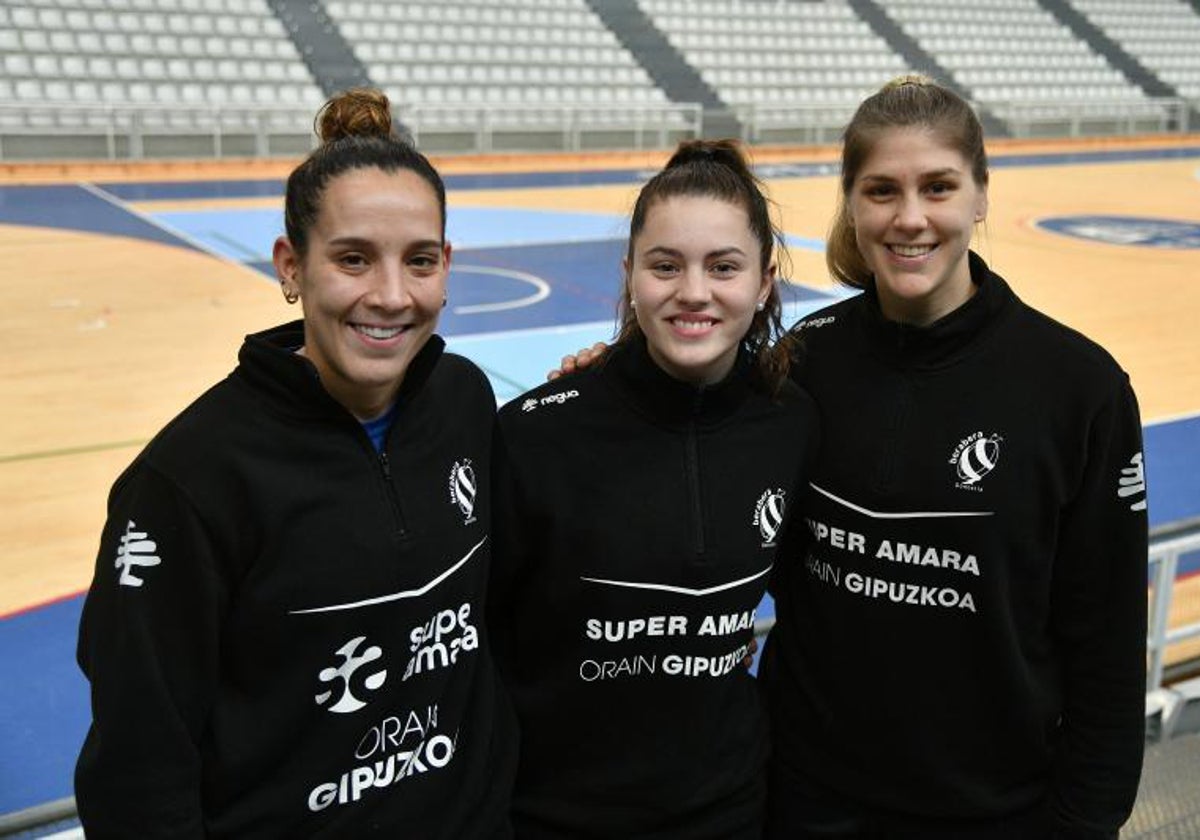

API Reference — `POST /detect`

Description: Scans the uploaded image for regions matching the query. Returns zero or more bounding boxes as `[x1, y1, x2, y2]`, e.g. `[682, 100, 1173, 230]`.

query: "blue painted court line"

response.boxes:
[0, 597, 87, 816]
[95, 178, 286, 202]
[150, 206, 281, 262]
[447, 238, 627, 334]
[1144, 415, 1200, 528]
[0, 185, 195, 248]
[449, 207, 629, 249]
[148, 206, 632, 262]
[448, 321, 617, 403]
[990, 144, 1200, 169]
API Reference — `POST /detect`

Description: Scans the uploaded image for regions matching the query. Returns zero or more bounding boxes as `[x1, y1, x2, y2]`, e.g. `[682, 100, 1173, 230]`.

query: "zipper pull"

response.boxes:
[379, 450, 392, 480]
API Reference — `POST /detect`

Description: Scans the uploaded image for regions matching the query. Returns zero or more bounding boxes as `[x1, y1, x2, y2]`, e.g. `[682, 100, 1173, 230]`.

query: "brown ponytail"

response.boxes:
[617, 139, 794, 392]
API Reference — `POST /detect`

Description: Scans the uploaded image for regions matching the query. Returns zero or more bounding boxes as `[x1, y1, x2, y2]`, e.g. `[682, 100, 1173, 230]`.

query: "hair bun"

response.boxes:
[315, 87, 395, 144]
[665, 138, 746, 171]
[884, 73, 935, 91]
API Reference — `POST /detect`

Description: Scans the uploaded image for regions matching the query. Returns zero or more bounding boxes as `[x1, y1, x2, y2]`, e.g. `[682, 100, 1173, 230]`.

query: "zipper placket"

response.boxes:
[377, 449, 409, 540]
[874, 325, 914, 495]
[686, 390, 706, 560]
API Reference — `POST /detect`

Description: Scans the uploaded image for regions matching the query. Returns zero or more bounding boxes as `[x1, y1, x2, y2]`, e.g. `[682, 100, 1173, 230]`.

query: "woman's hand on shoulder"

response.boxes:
[547, 342, 609, 381]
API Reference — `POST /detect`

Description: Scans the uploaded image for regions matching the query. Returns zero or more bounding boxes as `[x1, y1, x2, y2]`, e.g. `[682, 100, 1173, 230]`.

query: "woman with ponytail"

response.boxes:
[75, 88, 517, 838]
[760, 75, 1147, 839]
[488, 139, 819, 838]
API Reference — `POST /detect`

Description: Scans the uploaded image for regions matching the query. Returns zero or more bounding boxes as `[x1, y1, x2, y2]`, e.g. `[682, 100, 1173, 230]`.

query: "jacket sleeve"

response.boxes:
[75, 462, 227, 839]
[1049, 376, 1148, 839]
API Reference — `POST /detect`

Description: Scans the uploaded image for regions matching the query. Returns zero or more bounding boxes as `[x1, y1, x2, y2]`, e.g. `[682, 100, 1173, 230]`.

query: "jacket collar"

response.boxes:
[235, 320, 446, 419]
[601, 334, 757, 429]
[858, 251, 1015, 369]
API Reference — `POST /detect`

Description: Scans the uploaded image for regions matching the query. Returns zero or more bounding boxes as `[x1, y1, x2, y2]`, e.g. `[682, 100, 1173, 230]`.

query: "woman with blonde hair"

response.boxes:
[761, 75, 1147, 839]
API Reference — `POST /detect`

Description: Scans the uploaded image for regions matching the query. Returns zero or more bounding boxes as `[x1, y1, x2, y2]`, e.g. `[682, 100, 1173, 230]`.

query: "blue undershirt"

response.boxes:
[361, 402, 399, 452]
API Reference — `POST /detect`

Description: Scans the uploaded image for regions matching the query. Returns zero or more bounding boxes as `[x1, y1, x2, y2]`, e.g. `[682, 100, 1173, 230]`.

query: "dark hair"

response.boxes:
[827, 74, 989, 289]
[283, 88, 446, 258]
[616, 139, 792, 391]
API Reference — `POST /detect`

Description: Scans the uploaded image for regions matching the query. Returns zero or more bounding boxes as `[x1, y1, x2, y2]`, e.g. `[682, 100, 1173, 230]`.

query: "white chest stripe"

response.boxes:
[811, 483, 994, 519]
[289, 536, 488, 615]
[580, 563, 772, 597]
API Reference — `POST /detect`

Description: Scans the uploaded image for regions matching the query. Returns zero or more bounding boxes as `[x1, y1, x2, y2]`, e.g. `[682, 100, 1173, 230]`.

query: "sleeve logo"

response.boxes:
[520, 389, 580, 413]
[794, 315, 835, 331]
[114, 520, 161, 587]
[1118, 452, 1148, 512]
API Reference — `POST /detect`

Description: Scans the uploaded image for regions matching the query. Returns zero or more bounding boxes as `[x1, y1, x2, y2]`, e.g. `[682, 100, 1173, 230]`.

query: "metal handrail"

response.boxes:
[735, 96, 1195, 143]
[398, 102, 704, 153]
[1147, 528, 1200, 691]
[0, 101, 703, 159]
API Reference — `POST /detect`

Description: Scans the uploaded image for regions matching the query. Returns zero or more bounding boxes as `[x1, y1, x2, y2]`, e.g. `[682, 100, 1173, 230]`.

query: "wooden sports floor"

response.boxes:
[2, 136, 1199, 651]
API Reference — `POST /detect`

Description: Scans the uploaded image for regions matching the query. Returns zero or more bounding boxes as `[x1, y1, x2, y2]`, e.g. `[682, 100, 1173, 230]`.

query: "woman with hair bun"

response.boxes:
[489, 139, 820, 838]
[75, 88, 517, 838]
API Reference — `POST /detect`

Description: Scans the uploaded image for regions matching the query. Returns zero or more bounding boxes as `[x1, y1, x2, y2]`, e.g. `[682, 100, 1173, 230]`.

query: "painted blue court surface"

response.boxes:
[2, 150, 1200, 819]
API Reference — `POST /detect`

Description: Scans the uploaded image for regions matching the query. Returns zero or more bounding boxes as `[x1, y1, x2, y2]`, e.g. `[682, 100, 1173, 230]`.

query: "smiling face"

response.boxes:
[848, 126, 988, 325]
[273, 166, 450, 420]
[625, 195, 772, 386]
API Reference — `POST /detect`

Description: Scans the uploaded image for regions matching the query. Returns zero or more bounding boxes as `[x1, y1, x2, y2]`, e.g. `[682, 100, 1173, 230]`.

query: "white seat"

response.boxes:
[15, 79, 46, 100]
[115, 58, 140, 79]
[72, 80, 100, 102]
[21, 30, 51, 51]
[5, 54, 33, 76]
[76, 31, 103, 52]
[61, 54, 89, 76]
[102, 33, 129, 52]
[99, 81, 128, 102]
[88, 56, 116, 77]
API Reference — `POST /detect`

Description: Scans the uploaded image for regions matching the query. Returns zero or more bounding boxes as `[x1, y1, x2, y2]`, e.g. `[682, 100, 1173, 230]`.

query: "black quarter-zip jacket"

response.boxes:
[76, 321, 517, 839]
[490, 337, 819, 839]
[761, 253, 1148, 838]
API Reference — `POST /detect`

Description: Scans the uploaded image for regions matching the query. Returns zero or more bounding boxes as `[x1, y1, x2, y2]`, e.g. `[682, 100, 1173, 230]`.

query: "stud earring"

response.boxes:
[630, 298, 637, 309]
[755, 300, 765, 312]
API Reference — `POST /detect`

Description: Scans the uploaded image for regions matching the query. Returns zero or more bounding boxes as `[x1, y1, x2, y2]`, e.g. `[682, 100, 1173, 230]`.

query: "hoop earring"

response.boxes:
[282, 286, 299, 305]
[442, 296, 448, 308]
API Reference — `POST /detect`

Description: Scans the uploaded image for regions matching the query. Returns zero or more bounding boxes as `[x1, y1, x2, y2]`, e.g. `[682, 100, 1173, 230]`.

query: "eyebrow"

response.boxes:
[860, 167, 962, 182]
[327, 237, 444, 250]
[642, 245, 748, 259]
